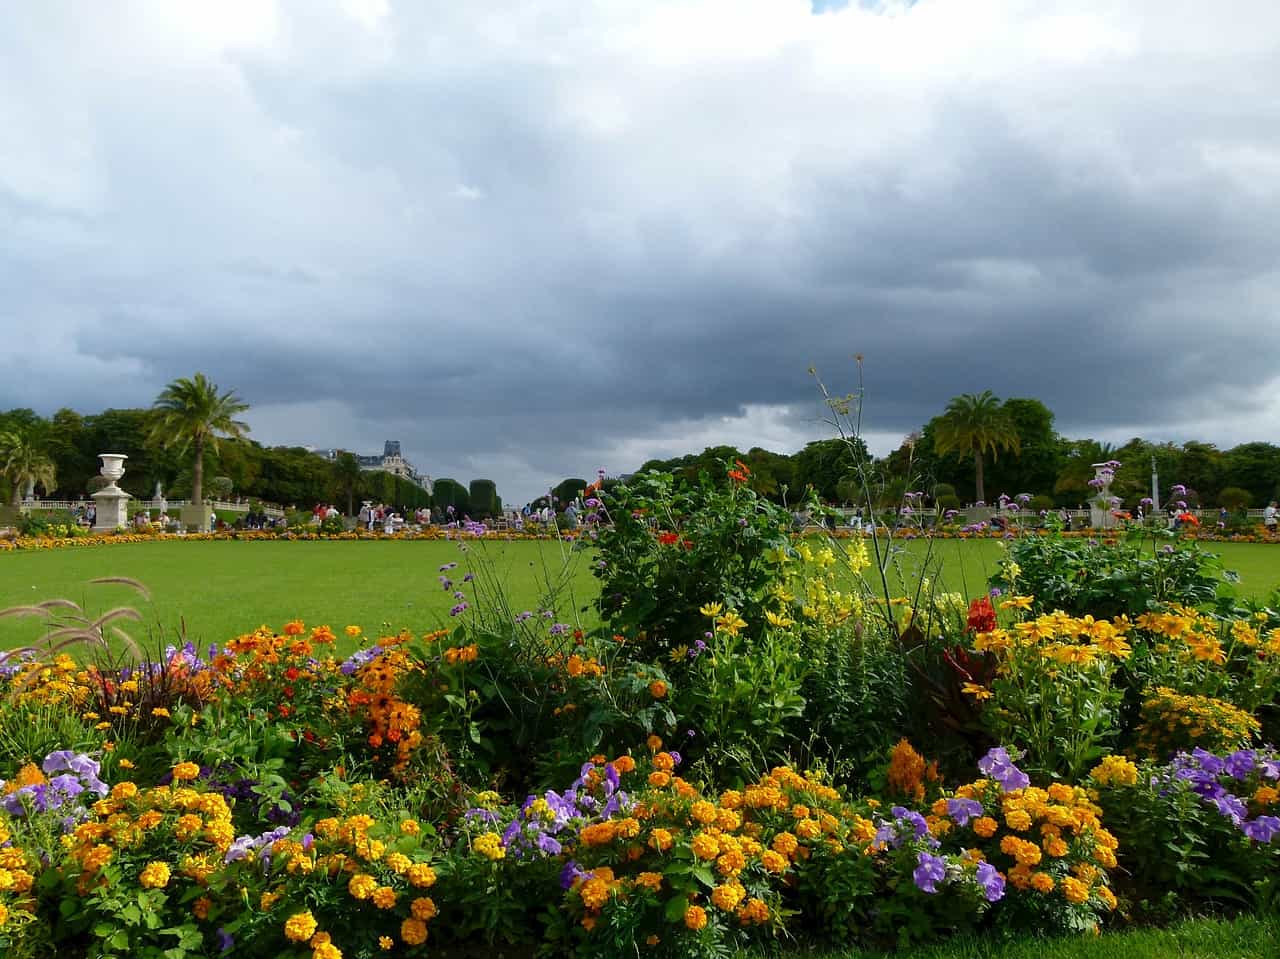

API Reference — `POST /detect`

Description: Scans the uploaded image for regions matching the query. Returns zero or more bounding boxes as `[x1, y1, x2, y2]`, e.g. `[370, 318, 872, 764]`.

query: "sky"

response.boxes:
[2, 1, 1279, 504]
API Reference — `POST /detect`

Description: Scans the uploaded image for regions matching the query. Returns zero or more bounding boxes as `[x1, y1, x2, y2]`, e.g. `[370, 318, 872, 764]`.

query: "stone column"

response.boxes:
[92, 453, 132, 532]
[1088, 463, 1117, 530]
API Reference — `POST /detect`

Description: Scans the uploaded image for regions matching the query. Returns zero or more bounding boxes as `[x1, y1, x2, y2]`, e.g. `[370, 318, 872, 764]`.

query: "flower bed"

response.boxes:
[2, 465, 1279, 956]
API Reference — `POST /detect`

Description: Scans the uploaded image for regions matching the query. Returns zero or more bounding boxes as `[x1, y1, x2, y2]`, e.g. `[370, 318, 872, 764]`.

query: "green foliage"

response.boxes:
[933, 391, 1021, 505]
[148, 373, 250, 509]
[433, 477, 469, 516]
[552, 478, 588, 506]
[592, 467, 796, 659]
[992, 530, 1226, 619]
[1218, 486, 1252, 510]
[469, 479, 499, 517]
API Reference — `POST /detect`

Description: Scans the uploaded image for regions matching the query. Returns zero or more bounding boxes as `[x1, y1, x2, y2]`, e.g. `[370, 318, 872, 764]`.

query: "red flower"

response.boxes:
[966, 596, 996, 633]
[658, 532, 680, 546]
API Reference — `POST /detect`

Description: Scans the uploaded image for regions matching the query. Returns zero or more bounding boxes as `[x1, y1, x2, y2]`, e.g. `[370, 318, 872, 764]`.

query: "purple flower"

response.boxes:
[449, 602, 469, 616]
[978, 748, 1030, 792]
[913, 852, 947, 893]
[976, 861, 1005, 901]
[1225, 750, 1257, 780]
[216, 928, 235, 953]
[549, 623, 570, 636]
[946, 797, 984, 827]
[561, 860, 588, 889]
[1242, 816, 1280, 843]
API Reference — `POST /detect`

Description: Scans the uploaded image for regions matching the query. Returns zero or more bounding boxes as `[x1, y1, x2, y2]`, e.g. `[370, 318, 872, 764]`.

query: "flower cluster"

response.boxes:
[1134, 687, 1260, 759]
[1162, 748, 1280, 843]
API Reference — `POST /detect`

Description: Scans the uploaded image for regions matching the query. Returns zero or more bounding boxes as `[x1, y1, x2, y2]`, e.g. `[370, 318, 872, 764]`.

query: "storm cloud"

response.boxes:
[2, 0, 1279, 502]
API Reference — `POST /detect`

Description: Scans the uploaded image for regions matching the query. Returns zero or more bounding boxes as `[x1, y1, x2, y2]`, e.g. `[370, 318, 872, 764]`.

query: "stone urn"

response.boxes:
[92, 453, 132, 531]
[98, 454, 127, 487]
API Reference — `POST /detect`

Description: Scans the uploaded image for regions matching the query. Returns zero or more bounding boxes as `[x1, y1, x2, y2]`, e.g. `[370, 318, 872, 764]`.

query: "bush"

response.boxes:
[991, 530, 1226, 619]
[1219, 486, 1253, 510]
[469, 479, 498, 518]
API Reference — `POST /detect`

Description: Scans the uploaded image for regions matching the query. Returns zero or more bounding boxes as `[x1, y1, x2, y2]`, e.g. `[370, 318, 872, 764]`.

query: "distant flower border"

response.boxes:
[3, 524, 1279, 553]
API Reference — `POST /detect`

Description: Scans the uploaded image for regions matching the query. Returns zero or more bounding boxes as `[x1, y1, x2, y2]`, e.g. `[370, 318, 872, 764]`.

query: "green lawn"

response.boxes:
[0, 539, 600, 653]
[743, 914, 1279, 958]
[1, 537, 1277, 653]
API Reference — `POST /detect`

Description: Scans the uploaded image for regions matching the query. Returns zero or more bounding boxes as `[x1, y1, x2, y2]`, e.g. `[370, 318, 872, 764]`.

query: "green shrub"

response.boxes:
[469, 479, 498, 517]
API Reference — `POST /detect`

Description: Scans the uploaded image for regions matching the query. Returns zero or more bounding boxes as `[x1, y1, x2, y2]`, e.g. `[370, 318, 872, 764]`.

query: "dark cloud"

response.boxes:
[1, 1, 1278, 501]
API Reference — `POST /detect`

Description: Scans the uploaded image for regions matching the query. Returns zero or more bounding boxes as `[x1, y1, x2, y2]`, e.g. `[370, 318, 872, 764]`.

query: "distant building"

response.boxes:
[320, 441, 433, 493]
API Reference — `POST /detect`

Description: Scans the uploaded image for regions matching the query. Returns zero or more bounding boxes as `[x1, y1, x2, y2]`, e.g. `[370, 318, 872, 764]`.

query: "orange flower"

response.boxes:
[649, 680, 668, 699]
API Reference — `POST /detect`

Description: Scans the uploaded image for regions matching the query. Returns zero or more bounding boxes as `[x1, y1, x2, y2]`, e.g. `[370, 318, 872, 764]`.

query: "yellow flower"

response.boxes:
[139, 861, 171, 889]
[961, 682, 993, 701]
[284, 911, 318, 942]
[699, 602, 724, 618]
[473, 833, 505, 860]
[379, 936, 393, 951]
[400, 917, 428, 945]
[411, 896, 437, 920]
[371, 886, 397, 910]
[684, 905, 708, 930]
[171, 762, 200, 782]
[715, 611, 747, 636]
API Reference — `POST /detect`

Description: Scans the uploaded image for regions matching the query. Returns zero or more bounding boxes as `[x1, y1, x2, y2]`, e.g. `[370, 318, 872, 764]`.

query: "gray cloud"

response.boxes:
[2, 1, 1279, 502]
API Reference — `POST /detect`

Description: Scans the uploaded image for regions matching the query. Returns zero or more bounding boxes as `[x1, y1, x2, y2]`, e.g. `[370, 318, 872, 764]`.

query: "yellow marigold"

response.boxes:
[284, 910, 318, 942]
[312, 942, 342, 959]
[737, 897, 769, 924]
[634, 871, 663, 892]
[0, 902, 8, 926]
[691, 832, 720, 860]
[407, 863, 437, 887]
[684, 905, 708, 930]
[411, 896, 437, 920]
[771, 832, 798, 857]
[649, 680, 668, 699]
[1061, 876, 1089, 904]
[1097, 885, 1118, 910]
[400, 918, 428, 946]
[579, 877, 610, 909]
[794, 819, 821, 840]
[1089, 755, 1139, 788]
[385, 852, 411, 875]
[379, 936, 393, 951]
[110, 782, 139, 800]
[710, 882, 745, 912]
[648, 828, 674, 852]
[648, 771, 671, 788]
[139, 861, 171, 889]
[400, 819, 421, 835]
[653, 752, 675, 772]
[1005, 809, 1033, 832]
[371, 886, 397, 909]
[1030, 872, 1055, 893]
[690, 801, 718, 825]
[171, 762, 200, 782]
[348, 873, 377, 900]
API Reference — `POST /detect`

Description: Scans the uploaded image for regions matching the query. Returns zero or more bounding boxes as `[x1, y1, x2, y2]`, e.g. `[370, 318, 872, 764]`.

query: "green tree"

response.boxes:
[790, 437, 870, 502]
[469, 479, 499, 517]
[332, 452, 363, 517]
[148, 373, 250, 514]
[983, 398, 1065, 498]
[933, 390, 1020, 504]
[1222, 442, 1280, 506]
[0, 430, 58, 504]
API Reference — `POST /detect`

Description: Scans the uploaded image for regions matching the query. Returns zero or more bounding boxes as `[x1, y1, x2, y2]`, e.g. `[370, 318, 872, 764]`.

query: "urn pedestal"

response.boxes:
[92, 453, 132, 532]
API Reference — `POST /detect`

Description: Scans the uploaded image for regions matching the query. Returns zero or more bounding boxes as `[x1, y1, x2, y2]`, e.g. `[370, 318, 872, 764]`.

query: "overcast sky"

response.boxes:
[2, 1, 1279, 503]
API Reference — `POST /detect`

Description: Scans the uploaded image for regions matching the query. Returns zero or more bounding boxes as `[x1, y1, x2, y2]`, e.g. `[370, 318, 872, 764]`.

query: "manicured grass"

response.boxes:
[0, 539, 600, 652]
[748, 914, 1279, 959]
[1, 538, 1276, 653]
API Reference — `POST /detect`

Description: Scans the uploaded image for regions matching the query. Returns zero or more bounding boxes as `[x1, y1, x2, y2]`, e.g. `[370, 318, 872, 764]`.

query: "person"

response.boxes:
[564, 502, 578, 529]
[86, 504, 96, 526]
[1265, 501, 1278, 534]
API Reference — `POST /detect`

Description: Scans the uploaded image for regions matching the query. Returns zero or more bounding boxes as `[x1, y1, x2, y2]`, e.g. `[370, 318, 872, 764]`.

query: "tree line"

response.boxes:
[0, 374, 503, 516]
[626, 393, 1280, 511]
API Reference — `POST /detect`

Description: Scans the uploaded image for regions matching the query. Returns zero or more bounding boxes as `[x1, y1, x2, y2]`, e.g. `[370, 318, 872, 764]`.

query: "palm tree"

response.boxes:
[0, 431, 57, 505]
[933, 391, 1020, 504]
[148, 374, 250, 520]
